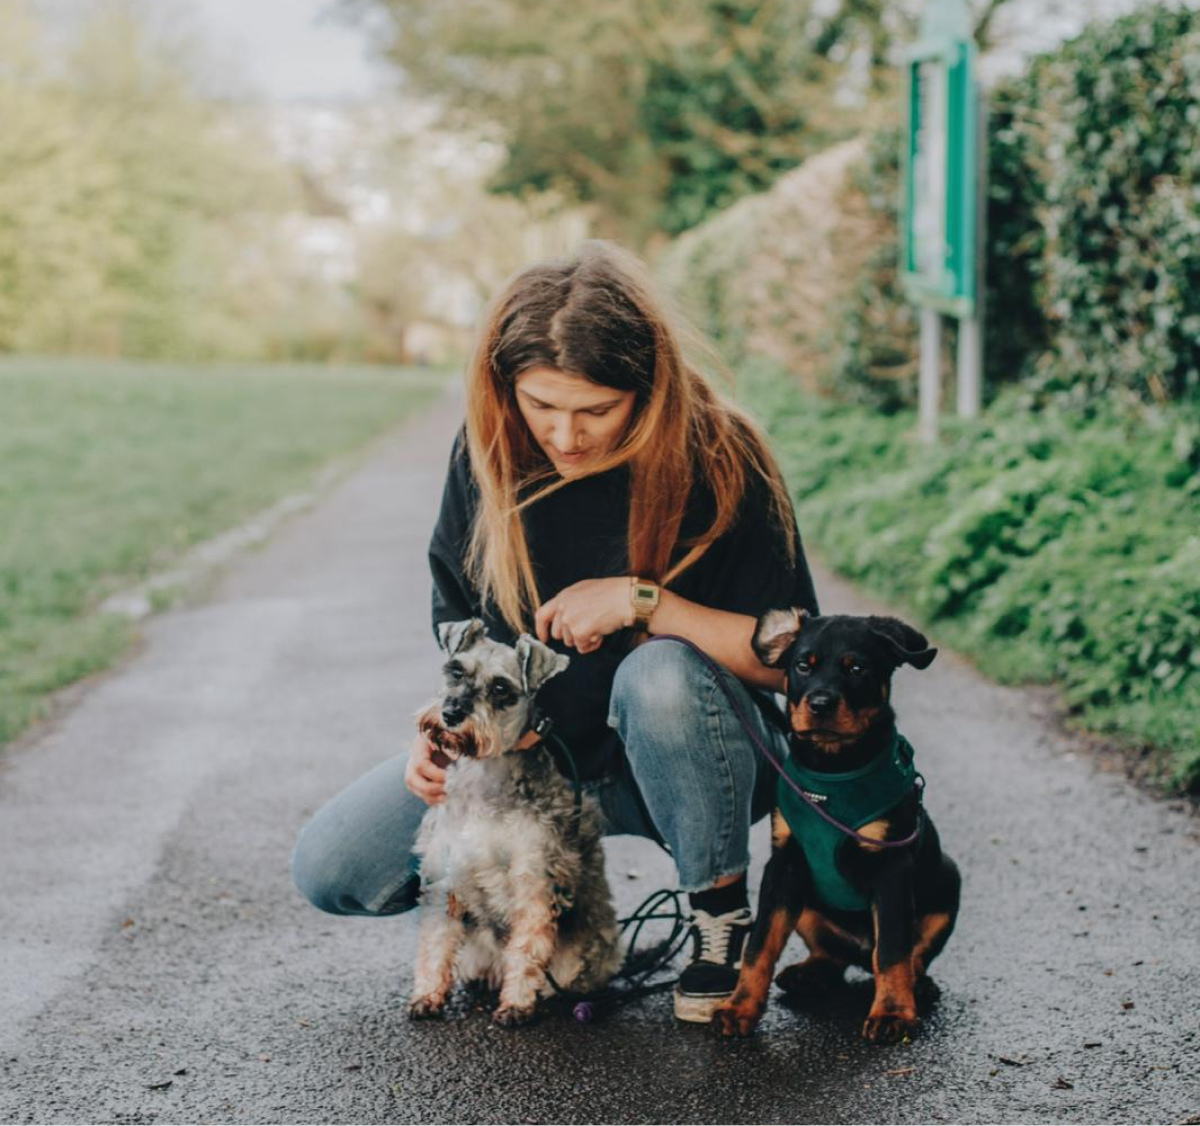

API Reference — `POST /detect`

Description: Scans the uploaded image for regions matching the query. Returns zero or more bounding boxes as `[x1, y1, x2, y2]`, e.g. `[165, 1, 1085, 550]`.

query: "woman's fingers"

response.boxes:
[535, 599, 557, 643]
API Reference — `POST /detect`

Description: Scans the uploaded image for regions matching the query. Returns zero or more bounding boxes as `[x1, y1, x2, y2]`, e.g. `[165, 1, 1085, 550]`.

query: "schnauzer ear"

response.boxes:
[514, 635, 570, 695]
[752, 607, 809, 668]
[867, 616, 937, 670]
[437, 618, 487, 656]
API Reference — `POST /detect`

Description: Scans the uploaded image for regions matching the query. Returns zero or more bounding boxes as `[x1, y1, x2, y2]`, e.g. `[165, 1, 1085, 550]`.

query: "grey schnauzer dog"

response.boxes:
[408, 618, 623, 1026]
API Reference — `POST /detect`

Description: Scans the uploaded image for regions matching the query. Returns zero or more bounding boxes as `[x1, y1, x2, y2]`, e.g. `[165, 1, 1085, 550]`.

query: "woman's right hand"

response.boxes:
[405, 730, 447, 805]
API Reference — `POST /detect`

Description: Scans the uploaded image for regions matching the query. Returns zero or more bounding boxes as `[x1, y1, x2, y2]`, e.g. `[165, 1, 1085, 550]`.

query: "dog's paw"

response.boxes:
[408, 995, 447, 1020]
[712, 1001, 761, 1039]
[492, 1003, 538, 1028]
[862, 1011, 918, 1044]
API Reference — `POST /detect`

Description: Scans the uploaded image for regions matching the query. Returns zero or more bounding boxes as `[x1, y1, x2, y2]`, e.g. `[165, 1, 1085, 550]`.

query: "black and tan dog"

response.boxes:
[714, 608, 960, 1044]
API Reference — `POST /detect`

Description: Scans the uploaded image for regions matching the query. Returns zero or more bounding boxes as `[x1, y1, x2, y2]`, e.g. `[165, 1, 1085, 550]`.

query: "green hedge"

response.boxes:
[987, 1, 1200, 404]
[824, 2, 1200, 410]
[742, 359, 1200, 792]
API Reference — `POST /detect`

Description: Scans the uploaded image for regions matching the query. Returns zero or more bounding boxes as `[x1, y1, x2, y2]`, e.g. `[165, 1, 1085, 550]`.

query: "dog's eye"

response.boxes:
[488, 680, 515, 706]
[848, 662, 867, 677]
[446, 663, 464, 682]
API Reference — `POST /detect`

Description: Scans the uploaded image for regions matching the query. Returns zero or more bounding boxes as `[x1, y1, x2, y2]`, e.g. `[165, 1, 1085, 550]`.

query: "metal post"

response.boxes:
[957, 85, 987, 419]
[957, 315, 980, 417]
[919, 307, 941, 443]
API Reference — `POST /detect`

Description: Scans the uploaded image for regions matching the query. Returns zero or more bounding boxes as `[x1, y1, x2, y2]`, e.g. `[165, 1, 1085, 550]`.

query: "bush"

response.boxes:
[821, 3, 1200, 409]
[741, 358, 1200, 791]
[988, 2, 1200, 404]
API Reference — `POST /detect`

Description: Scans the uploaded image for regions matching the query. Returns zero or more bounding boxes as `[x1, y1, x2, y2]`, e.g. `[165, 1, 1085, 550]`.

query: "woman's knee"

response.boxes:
[290, 817, 353, 915]
[609, 638, 709, 732]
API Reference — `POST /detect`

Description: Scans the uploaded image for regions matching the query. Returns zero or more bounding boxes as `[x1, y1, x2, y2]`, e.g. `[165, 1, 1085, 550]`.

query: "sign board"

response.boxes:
[901, 6, 977, 318]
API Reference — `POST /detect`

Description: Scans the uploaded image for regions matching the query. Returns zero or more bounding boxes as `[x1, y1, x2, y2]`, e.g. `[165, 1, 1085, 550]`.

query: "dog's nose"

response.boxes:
[441, 703, 467, 727]
[806, 690, 839, 716]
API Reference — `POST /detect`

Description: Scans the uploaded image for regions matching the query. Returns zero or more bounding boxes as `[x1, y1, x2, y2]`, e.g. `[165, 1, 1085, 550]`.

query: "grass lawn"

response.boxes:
[0, 356, 448, 746]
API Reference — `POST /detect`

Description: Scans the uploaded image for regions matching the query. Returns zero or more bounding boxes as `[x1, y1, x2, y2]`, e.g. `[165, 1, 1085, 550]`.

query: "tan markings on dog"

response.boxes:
[912, 911, 953, 977]
[714, 906, 794, 1036]
[863, 913, 918, 1041]
[868, 956, 917, 1019]
[788, 699, 880, 748]
[854, 817, 892, 852]
[796, 907, 869, 957]
[410, 911, 466, 1015]
[495, 875, 558, 1019]
[770, 808, 793, 848]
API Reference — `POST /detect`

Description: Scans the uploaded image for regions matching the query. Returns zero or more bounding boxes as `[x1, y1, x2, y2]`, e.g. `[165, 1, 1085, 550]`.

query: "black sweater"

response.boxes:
[428, 426, 819, 779]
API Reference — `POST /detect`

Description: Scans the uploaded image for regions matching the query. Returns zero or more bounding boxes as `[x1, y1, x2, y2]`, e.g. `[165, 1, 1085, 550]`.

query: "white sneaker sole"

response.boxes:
[673, 988, 731, 1023]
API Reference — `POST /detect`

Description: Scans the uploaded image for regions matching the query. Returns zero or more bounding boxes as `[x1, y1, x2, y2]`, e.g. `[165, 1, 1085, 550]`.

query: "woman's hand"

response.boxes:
[404, 730, 447, 805]
[535, 576, 632, 654]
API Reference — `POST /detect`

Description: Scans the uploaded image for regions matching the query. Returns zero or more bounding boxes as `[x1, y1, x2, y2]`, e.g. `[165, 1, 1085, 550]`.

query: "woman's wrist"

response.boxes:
[628, 576, 661, 631]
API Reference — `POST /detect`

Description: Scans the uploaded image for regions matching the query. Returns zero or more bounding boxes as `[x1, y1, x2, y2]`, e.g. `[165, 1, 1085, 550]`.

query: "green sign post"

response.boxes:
[901, 0, 983, 440]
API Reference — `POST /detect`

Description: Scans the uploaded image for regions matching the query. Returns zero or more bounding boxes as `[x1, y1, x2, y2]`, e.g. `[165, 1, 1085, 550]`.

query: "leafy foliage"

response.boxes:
[743, 358, 1200, 791]
[0, 2, 293, 359]
[348, 0, 896, 242]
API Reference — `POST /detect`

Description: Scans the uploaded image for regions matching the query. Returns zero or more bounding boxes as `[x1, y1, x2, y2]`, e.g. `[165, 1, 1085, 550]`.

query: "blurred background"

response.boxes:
[1, 0, 1197, 792]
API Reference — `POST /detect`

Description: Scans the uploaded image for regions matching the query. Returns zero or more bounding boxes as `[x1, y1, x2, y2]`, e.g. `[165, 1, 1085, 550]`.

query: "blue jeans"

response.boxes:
[291, 638, 788, 915]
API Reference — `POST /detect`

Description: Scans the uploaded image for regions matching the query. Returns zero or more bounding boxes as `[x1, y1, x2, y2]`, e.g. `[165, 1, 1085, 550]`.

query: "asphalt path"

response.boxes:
[1, 385, 1197, 1125]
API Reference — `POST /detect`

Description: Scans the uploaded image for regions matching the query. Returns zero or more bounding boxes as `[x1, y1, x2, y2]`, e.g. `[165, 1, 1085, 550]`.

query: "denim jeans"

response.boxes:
[291, 638, 789, 915]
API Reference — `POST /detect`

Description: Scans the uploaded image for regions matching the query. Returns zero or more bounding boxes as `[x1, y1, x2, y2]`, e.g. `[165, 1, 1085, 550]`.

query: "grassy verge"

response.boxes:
[739, 359, 1200, 793]
[0, 356, 447, 746]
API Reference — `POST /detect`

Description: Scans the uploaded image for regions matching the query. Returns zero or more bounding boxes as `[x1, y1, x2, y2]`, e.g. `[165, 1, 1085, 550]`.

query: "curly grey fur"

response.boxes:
[409, 621, 622, 1022]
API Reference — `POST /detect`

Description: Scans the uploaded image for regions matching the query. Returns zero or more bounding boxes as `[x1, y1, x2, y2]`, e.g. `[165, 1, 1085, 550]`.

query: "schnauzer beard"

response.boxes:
[414, 701, 525, 762]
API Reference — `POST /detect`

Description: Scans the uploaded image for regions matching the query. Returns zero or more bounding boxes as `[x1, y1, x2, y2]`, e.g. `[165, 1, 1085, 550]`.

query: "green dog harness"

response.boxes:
[777, 733, 920, 913]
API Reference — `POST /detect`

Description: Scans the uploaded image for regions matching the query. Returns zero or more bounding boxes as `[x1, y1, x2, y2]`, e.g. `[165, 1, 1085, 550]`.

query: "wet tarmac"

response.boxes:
[1, 387, 1197, 1124]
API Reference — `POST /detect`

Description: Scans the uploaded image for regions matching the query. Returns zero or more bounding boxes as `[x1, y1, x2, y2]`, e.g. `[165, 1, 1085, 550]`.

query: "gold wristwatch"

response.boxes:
[629, 577, 660, 632]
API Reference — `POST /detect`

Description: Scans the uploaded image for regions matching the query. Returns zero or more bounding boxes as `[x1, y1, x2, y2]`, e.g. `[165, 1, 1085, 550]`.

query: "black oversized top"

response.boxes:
[427, 425, 819, 780]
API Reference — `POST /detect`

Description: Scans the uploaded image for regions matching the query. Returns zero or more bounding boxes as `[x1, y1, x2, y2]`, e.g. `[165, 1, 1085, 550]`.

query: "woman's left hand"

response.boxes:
[535, 577, 632, 654]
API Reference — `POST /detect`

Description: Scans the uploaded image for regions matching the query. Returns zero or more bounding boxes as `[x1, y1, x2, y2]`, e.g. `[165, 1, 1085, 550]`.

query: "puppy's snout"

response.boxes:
[441, 701, 469, 727]
[806, 690, 839, 717]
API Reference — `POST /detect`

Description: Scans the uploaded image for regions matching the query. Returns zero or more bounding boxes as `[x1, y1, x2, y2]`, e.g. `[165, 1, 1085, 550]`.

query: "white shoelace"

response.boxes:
[690, 906, 753, 964]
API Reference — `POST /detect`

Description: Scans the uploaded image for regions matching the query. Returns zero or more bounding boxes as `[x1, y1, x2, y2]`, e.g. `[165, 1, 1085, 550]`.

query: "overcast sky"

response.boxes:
[188, 0, 390, 101]
[33, 0, 392, 102]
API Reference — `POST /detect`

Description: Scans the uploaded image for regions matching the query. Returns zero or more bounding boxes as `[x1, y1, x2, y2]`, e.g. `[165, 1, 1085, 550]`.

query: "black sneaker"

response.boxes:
[673, 906, 753, 1023]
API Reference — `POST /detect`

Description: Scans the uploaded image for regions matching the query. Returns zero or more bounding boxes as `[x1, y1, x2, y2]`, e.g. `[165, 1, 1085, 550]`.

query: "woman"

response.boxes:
[292, 240, 819, 1023]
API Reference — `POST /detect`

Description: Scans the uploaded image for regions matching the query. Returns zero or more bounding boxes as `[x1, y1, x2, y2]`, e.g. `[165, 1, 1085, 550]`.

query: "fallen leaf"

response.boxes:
[997, 1056, 1027, 1067]
[146, 1080, 172, 1091]
[1052, 1077, 1074, 1090]
[173, 1067, 188, 1075]
[344, 1063, 362, 1072]
[258, 1053, 271, 1062]
[1084, 1042, 1101, 1049]
[885, 1067, 915, 1077]
[1121, 1001, 1135, 1011]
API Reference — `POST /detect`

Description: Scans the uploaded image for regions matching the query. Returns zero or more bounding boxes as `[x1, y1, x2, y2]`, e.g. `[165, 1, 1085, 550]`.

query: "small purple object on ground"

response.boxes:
[573, 1001, 594, 1023]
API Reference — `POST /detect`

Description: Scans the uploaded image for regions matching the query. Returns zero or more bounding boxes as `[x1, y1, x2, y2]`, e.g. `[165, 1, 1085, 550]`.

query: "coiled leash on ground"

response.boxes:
[543, 731, 693, 1021]
[543, 633, 926, 1021]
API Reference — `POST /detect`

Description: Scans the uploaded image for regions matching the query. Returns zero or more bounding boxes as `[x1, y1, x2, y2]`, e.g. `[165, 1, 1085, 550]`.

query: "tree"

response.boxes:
[342, 0, 896, 243]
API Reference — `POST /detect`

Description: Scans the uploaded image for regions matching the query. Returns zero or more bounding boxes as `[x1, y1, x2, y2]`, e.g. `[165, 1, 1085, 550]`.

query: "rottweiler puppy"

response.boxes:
[713, 608, 960, 1044]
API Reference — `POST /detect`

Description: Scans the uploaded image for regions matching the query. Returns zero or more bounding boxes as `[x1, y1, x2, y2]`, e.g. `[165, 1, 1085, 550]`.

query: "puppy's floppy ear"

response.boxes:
[867, 616, 937, 670]
[752, 607, 809, 668]
[437, 618, 487, 656]
[515, 634, 570, 694]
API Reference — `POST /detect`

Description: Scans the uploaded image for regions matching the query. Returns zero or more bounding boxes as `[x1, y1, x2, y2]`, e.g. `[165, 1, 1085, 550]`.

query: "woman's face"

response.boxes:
[514, 366, 637, 475]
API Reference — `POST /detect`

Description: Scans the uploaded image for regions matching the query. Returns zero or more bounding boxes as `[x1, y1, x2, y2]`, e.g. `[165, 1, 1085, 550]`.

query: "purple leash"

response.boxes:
[643, 633, 922, 850]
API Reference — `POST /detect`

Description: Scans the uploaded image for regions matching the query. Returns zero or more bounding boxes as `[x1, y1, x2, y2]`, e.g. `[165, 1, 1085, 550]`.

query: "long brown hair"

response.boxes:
[464, 239, 797, 636]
